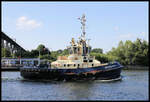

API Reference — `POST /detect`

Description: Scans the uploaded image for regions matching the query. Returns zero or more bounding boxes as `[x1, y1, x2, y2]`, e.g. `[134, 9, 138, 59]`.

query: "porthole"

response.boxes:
[92, 64, 94, 67]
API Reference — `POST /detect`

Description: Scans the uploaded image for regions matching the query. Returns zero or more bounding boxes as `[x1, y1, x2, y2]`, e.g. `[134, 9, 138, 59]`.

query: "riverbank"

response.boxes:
[123, 65, 149, 70]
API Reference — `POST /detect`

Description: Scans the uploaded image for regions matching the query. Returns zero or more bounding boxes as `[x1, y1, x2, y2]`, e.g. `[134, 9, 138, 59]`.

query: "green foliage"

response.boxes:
[107, 38, 149, 66]
[40, 54, 51, 60]
[57, 49, 63, 54]
[30, 50, 39, 57]
[60, 49, 69, 56]
[90, 53, 107, 63]
[2, 39, 148, 66]
[49, 51, 59, 61]
[14, 51, 21, 58]
[21, 50, 39, 58]
[36, 44, 50, 55]
[91, 48, 103, 54]
[21, 51, 32, 58]
[1, 48, 11, 57]
[90, 52, 118, 63]
[36, 44, 45, 51]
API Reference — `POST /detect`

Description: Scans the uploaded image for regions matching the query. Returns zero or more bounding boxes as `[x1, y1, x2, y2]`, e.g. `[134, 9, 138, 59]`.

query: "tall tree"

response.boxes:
[36, 44, 50, 55]
[107, 38, 149, 66]
[36, 44, 45, 51]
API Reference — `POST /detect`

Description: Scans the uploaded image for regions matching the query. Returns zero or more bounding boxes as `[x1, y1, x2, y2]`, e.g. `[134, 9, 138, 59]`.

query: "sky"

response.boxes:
[2, 2, 149, 53]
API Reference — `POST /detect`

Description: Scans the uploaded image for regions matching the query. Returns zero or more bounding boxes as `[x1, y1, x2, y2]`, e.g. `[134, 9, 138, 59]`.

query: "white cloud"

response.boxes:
[118, 33, 133, 39]
[16, 16, 42, 30]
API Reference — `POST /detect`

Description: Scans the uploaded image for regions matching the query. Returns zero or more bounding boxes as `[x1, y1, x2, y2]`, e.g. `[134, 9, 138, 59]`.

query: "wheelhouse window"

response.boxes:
[83, 60, 87, 62]
[78, 48, 80, 51]
[89, 60, 93, 62]
[78, 64, 80, 67]
[73, 47, 77, 54]
[86, 47, 88, 54]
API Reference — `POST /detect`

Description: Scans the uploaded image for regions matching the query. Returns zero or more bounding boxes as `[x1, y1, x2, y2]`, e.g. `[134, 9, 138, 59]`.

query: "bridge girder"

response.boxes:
[1, 32, 26, 53]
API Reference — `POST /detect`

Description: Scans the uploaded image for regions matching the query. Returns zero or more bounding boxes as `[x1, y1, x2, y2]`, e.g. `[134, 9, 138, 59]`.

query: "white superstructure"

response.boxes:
[51, 14, 107, 69]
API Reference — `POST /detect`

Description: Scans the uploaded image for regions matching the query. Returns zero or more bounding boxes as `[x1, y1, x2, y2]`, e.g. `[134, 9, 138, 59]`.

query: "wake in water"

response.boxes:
[94, 76, 123, 83]
[2, 77, 24, 81]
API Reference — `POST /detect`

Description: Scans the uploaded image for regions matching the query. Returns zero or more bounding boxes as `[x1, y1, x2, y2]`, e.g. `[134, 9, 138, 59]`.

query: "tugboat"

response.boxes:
[20, 14, 123, 81]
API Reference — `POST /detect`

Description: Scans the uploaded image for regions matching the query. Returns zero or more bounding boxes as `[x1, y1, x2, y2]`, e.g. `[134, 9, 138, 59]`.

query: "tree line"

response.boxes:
[1, 38, 149, 66]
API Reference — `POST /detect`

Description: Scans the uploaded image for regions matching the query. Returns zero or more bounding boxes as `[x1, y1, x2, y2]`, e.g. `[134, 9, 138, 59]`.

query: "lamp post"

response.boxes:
[38, 49, 41, 65]
[48, 48, 52, 64]
[48, 48, 52, 58]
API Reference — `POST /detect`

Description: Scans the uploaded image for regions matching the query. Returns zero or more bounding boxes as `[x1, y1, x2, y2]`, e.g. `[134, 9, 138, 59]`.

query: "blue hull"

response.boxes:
[20, 62, 123, 80]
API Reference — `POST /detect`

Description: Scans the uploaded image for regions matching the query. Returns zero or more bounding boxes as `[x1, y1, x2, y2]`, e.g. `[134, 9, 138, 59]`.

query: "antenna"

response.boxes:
[87, 39, 91, 46]
[78, 14, 86, 39]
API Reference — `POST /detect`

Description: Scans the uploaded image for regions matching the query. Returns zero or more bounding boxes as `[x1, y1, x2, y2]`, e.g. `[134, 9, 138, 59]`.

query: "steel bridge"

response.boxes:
[1, 32, 26, 55]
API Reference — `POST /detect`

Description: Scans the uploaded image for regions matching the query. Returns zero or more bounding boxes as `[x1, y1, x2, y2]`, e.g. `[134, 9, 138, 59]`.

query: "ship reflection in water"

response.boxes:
[2, 70, 148, 100]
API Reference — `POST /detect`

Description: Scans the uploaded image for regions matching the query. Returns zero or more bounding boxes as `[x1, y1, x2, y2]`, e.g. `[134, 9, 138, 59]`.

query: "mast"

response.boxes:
[78, 14, 87, 56]
[78, 14, 86, 39]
